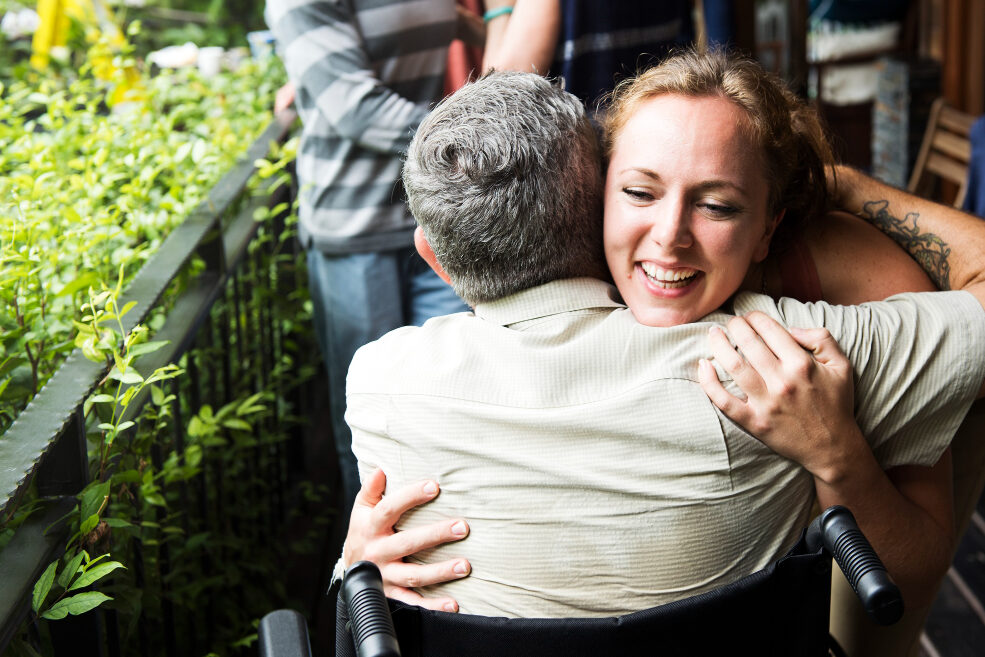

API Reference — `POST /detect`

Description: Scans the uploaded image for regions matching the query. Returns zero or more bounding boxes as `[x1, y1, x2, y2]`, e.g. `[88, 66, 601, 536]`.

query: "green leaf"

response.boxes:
[128, 340, 168, 358]
[79, 514, 99, 535]
[109, 369, 144, 385]
[191, 140, 207, 163]
[88, 394, 115, 405]
[143, 493, 167, 507]
[112, 469, 141, 484]
[103, 518, 134, 529]
[57, 552, 86, 589]
[174, 142, 192, 163]
[80, 482, 110, 522]
[41, 592, 113, 620]
[221, 418, 252, 432]
[56, 273, 99, 298]
[68, 562, 125, 592]
[116, 300, 137, 319]
[32, 561, 58, 613]
[185, 444, 203, 469]
[187, 415, 205, 438]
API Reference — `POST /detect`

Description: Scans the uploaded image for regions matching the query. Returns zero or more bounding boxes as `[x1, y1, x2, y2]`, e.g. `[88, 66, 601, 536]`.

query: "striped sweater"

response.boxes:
[265, 0, 455, 254]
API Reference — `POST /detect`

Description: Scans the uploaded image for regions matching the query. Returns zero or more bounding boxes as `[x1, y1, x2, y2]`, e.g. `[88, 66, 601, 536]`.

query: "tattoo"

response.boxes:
[861, 199, 952, 290]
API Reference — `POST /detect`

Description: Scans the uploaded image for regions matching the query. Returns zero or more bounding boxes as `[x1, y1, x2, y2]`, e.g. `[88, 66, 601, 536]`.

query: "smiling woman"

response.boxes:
[603, 94, 778, 327]
[599, 49, 833, 327]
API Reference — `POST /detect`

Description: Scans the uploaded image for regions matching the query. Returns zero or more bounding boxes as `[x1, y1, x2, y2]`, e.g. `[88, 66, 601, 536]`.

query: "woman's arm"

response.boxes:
[830, 164, 985, 310]
[482, 0, 560, 75]
[726, 212, 955, 607]
[698, 314, 953, 607]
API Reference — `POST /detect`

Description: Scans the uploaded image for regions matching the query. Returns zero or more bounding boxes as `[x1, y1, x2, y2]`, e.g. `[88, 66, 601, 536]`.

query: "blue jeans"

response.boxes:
[306, 246, 468, 513]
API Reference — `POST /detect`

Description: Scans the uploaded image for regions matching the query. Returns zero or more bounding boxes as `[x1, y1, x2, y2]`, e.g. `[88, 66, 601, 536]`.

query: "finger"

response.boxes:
[371, 519, 470, 563]
[385, 586, 461, 613]
[382, 558, 471, 589]
[354, 468, 387, 509]
[698, 358, 752, 425]
[370, 478, 441, 533]
[708, 325, 766, 398]
[744, 312, 815, 364]
[788, 326, 850, 370]
[727, 316, 780, 373]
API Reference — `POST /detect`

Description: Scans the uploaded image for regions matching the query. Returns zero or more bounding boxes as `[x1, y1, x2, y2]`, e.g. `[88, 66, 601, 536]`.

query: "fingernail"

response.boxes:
[454, 560, 469, 575]
[451, 521, 468, 536]
[423, 481, 438, 496]
[443, 601, 458, 612]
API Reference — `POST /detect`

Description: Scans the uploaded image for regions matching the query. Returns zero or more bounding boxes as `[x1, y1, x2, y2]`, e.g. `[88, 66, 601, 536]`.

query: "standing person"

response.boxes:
[482, 1, 733, 111]
[264, 0, 470, 513]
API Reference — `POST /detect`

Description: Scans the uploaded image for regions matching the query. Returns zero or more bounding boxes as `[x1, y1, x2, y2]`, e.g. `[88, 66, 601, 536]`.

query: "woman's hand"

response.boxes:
[698, 311, 954, 606]
[344, 469, 471, 612]
[697, 311, 865, 483]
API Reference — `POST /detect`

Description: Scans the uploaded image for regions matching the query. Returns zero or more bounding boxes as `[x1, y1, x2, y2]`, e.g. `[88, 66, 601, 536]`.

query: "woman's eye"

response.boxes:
[623, 187, 652, 202]
[697, 201, 740, 218]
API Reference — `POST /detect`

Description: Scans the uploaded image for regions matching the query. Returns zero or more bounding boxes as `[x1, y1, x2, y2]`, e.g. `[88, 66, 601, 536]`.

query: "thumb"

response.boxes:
[354, 468, 387, 507]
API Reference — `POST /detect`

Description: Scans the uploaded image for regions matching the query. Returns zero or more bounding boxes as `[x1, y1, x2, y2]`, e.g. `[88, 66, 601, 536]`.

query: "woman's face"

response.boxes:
[603, 94, 779, 327]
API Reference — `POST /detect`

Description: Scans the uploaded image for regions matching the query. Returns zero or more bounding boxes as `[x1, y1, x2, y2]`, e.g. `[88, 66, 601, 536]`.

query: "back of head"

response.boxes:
[404, 71, 606, 306]
[602, 48, 834, 250]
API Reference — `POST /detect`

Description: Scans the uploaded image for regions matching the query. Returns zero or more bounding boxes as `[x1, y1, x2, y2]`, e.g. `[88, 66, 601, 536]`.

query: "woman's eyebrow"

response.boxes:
[619, 167, 661, 180]
[694, 179, 747, 196]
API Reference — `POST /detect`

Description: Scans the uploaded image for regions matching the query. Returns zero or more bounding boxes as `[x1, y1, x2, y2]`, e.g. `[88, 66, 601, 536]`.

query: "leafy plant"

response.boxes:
[32, 550, 125, 621]
[0, 37, 285, 432]
[0, 23, 320, 657]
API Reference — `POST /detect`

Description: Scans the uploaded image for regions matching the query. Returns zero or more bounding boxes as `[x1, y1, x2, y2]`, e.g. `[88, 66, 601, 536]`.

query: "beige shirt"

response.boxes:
[347, 278, 985, 618]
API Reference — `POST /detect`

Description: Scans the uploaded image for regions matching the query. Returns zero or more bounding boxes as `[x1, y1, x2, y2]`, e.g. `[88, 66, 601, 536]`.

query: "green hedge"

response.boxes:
[0, 43, 287, 431]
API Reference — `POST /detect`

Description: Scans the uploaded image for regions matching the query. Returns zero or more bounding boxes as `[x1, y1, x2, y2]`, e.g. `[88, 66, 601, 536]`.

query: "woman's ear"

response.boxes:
[415, 226, 452, 284]
[753, 208, 786, 262]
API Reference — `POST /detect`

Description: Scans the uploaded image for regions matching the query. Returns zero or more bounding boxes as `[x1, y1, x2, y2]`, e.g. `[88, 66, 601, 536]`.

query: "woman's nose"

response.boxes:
[648, 198, 692, 249]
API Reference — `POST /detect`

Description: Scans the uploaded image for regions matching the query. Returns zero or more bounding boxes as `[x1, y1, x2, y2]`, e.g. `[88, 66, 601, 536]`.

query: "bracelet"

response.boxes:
[483, 6, 513, 22]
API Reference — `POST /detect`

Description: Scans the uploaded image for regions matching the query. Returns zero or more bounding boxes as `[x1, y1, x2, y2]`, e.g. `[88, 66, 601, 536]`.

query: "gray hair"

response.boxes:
[403, 71, 606, 305]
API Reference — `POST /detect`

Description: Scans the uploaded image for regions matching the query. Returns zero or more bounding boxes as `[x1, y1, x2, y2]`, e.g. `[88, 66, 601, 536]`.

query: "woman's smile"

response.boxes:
[637, 262, 702, 293]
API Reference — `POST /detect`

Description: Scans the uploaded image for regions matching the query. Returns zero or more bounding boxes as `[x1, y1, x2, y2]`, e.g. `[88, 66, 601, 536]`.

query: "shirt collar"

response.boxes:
[474, 278, 625, 326]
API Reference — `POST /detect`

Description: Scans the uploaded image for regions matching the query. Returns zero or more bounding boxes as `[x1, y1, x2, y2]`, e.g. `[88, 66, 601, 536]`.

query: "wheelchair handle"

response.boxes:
[342, 561, 402, 657]
[806, 505, 904, 625]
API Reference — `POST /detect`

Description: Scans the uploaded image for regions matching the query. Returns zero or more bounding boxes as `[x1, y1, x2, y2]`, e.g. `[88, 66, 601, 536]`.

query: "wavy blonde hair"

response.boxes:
[602, 49, 834, 249]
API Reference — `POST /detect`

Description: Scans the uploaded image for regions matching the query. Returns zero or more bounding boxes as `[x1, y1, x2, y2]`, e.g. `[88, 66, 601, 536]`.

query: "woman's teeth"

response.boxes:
[640, 262, 698, 289]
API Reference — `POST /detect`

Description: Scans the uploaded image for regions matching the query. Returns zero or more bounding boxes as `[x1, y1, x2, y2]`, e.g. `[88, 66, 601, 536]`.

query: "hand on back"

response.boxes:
[344, 469, 471, 611]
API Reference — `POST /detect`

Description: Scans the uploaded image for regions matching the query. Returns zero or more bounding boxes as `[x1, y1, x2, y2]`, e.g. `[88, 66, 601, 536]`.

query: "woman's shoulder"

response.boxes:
[802, 210, 936, 304]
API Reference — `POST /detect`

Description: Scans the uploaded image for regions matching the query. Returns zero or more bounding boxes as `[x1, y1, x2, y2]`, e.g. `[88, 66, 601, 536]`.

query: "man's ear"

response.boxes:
[415, 226, 452, 284]
[753, 208, 786, 263]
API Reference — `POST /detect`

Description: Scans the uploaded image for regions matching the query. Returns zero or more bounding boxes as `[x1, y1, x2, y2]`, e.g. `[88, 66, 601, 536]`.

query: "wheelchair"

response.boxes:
[259, 506, 902, 657]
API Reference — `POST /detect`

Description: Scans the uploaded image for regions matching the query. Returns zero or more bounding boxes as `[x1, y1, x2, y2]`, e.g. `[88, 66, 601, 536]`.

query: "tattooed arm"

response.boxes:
[830, 165, 985, 301]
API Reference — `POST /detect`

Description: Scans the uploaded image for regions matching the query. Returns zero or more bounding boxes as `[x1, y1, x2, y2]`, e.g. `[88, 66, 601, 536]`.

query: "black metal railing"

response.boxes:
[0, 110, 310, 654]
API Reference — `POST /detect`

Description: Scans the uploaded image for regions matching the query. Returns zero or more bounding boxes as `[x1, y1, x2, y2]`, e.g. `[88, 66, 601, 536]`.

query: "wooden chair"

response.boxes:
[907, 98, 976, 208]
